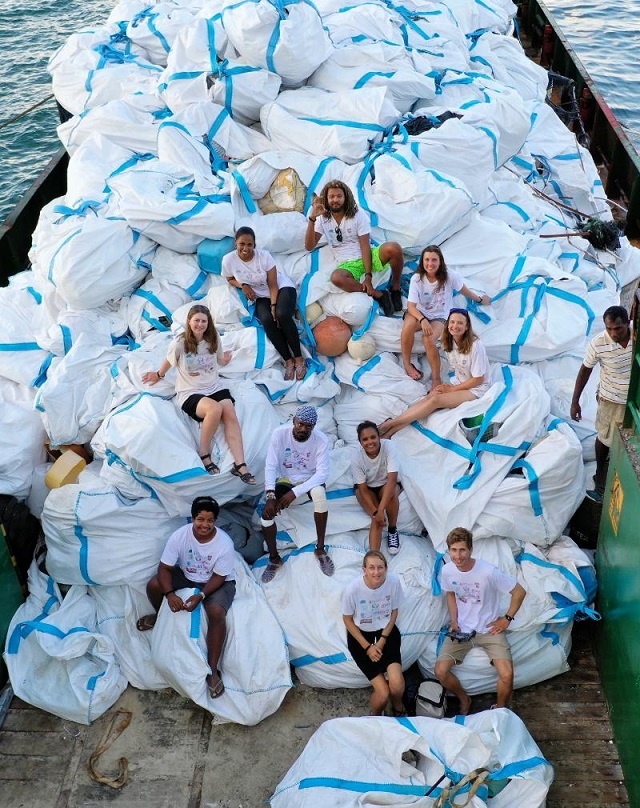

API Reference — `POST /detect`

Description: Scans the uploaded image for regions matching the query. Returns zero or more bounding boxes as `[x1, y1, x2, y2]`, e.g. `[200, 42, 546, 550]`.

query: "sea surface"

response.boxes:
[0, 0, 638, 222]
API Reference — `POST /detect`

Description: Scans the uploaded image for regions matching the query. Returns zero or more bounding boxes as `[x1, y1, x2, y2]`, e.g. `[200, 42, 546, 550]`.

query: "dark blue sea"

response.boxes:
[0, 0, 638, 222]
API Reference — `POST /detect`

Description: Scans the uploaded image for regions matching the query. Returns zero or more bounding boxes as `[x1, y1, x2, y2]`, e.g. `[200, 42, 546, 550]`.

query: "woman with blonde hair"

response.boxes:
[342, 550, 405, 715]
[143, 304, 256, 483]
[381, 307, 491, 438]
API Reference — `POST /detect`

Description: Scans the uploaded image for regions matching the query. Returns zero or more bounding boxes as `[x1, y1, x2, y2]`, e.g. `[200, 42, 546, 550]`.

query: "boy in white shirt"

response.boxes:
[352, 421, 401, 555]
[435, 527, 526, 713]
[260, 406, 333, 582]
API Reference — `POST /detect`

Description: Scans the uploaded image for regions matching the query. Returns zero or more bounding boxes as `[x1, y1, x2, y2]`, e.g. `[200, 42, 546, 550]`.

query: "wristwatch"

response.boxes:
[504, 613, 514, 622]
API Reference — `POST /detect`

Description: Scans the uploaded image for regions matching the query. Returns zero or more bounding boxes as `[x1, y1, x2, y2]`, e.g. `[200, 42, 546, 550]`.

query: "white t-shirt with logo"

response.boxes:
[221, 248, 294, 299]
[167, 337, 225, 408]
[314, 208, 370, 263]
[408, 270, 464, 321]
[264, 423, 330, 498]
[160, 523, 236, 584]
[440, 558, 516, 634]
[341, 572, 404, 631]
[351, 439, 399, 488]
[446, 338, 491, 397]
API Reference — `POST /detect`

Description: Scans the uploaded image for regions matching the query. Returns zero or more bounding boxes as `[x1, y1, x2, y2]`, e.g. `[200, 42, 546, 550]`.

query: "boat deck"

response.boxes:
[0, 622, 629, 807]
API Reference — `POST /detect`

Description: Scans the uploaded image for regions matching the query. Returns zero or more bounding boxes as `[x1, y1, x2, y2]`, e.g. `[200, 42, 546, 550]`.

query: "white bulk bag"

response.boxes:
[108, 161, 234, 252]
[125, 279, 192, 341]
[43, 484, 185, 587]
[0, 396, 48, 500]
[124, 3, 195, 66]
[30, 199, 153, 309]
[261, 87, 400, 165]
[0, 277, 53, 388]
[271, 711, 552, 807]
[221, 0, 332, 87]
[4, 562, 127, 724]
[150, 558, 292, 724]
[253, 536, 445, 689]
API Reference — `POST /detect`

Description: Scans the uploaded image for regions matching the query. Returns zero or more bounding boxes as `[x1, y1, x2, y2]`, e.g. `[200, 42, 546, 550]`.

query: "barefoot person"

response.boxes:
[401, 246, 490, 384]
[260, 405, 334, 582]
[222, 226, 306, 381]
[342, 550, 405, 716]
[435, 528, 526, 713]
[137, 496, 236, 699]
[380, 308, 491, 438]
[143, 304, 255, 483]
[305, 180, 404, 317]
[352, 421, 401, 555]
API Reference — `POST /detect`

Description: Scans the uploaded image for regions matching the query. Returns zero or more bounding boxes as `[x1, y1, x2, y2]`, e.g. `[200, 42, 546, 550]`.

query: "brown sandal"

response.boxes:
[294, 360, 306, 381]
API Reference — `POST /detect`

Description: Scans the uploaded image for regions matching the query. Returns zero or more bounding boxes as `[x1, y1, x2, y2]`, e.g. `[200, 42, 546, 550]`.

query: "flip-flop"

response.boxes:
[207, 671, 224, 699]
[231, 462, 256, 485]
[199, 453, 220, 474]
[406, 363, 423, 381]
[261, 557, 283, 583]
[294, 360, 307, 381]
[284, 362, 295, 381]
[391, 707, 408, 717]
[315, 551, 335, 577]
[136, 614, 157, 632]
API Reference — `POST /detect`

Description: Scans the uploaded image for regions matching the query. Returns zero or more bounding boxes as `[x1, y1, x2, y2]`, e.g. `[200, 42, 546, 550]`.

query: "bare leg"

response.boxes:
[195, 398, 223, 458]
[204, 602, 227, 687]
[219, 400, 246, 468]
[386, 662, 405, 713]
[423, 320, 444, 388]
[435, 659, 471, 715]
[384, 485, 400, 532]
[261, 522, 279, 559]
[379, 389, 476, 438]
[331, 268, 366, 293]
[400, 315, 423, 380]
[369, 674, 391, 715]
[355, 486, 383, 550]
[145, 575, 164, 612]
[378, 241, 404, 291]
[313, 511, 328, 553]
[493, 658, 514, 708]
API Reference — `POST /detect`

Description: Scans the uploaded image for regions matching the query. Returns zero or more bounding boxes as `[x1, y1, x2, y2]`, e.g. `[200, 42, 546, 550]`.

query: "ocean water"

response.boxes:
[0, 0, 638, 222]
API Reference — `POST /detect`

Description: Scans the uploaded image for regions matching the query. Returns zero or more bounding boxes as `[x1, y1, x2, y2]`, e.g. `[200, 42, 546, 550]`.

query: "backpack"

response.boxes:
[415, 679, 447, 719]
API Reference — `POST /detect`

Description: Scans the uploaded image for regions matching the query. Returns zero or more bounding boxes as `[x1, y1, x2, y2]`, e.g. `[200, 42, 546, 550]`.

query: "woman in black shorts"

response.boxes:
[342, 550, 405, 715]
[143, 304, 256, 483]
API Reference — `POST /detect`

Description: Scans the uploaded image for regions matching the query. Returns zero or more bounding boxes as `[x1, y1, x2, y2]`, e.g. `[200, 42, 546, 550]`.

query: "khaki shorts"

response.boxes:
[595, 396, 625, 447]
[437, 631, 512, 665]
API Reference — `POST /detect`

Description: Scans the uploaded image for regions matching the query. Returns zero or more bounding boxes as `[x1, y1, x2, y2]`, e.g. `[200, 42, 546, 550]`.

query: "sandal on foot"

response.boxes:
[231, 462, 256, 485]
[136, 614, 157, 632]
[200, 453, 220, 475]
[315, 551, 335, 577]
[261, 556, 283, 583]
[284, 362, 295, 381]
[207, 671, 224, 699]
[294, 360, 307, 381]
[392, 707, 408, 717]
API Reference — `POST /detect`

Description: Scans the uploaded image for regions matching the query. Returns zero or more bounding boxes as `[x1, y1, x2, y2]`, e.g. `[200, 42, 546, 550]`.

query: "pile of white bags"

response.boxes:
[4, 0, 639, 729]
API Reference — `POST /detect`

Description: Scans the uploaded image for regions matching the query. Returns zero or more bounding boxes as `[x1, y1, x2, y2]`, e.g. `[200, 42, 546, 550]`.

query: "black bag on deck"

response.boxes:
[0, 495, 42, 587]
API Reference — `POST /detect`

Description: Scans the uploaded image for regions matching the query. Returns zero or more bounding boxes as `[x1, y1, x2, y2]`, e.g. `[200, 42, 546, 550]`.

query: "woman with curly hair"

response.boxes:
[401, 245, 490, 384]
[380, 307, 491, 438]
[143, 304, 256, 483]
[305, 180, 404, 317]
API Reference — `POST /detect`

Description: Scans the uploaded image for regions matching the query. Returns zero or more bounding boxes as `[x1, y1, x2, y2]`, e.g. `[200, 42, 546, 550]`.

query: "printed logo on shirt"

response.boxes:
[358, 593, 392, 625]
[184, 352, 217, 377]
[452, 580, 481, 605]
[185, 547, 214, 577]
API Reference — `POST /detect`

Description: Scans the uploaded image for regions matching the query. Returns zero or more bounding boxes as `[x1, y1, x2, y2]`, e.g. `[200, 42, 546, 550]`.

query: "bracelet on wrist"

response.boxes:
[308, 217, 316, 223]
[420, 317, 426, 324]
[157, 370, 164, 378]
[365, 643, 372, 651]
[380, 634, 388, 640]
[266, 491, 276, 500]
[365, 272, 372, 277]
[164, 589, 174, 597]
[504, 613, 514, 622]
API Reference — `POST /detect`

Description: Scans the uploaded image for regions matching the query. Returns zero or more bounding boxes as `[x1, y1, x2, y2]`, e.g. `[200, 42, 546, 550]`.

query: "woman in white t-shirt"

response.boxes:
[401, 245, 490, 385]
[342, 550, 405, 716]
[143, 305, 256, 483]
[222, 227, 305, 381]
[381, 308, 491, 438]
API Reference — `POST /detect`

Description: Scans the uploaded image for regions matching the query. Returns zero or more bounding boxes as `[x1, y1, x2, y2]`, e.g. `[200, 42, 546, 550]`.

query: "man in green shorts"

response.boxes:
[304, 180, 404, 317]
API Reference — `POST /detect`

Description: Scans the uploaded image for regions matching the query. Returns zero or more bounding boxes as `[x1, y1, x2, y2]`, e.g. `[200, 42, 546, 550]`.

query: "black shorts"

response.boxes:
[171, 568, 236, 613]
[353, 481, 403, 497]
[274, 479, 326, 501]
[347, 624, 402, 681]
[181, 389, 234, 422]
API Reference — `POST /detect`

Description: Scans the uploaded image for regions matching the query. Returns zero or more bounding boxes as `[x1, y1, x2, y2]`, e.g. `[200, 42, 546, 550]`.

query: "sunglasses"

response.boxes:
[334, 225, 343, 243]
[449, 307, 469, 316]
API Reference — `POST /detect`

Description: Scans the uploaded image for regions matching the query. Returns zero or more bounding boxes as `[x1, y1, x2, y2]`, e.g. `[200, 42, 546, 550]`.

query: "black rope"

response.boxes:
[0, 94, 55, 131]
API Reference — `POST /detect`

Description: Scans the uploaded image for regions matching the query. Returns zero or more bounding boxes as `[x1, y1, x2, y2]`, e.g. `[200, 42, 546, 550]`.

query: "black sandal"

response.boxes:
[200, 453, 220, 474]
[231, 462, 256, 485]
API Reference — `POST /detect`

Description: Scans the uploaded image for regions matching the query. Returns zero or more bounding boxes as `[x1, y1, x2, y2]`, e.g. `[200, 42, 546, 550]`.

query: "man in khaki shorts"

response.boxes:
[570, 306, 632, 503]
[434, 528, 526, 713]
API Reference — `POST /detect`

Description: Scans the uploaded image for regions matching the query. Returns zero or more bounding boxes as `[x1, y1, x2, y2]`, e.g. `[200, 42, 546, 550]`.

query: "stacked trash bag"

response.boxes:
[1, 0, 636, 802]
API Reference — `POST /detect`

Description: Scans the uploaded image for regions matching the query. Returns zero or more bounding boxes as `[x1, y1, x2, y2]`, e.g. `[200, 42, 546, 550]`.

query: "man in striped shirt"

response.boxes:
[570, 306, 632, 503]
